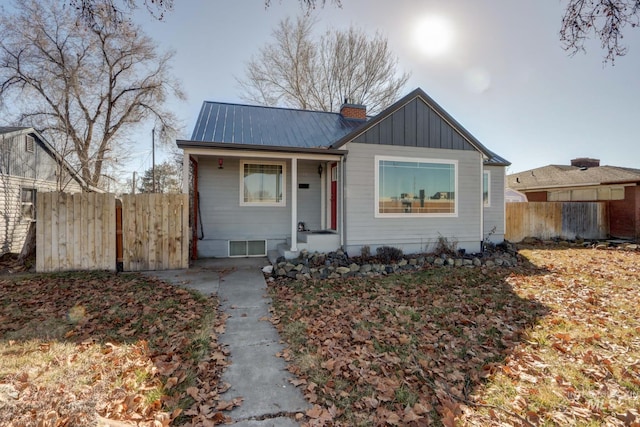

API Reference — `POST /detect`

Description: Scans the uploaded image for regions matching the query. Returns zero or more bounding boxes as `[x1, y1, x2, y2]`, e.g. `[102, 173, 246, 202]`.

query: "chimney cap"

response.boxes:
[571, 157, 600, 168]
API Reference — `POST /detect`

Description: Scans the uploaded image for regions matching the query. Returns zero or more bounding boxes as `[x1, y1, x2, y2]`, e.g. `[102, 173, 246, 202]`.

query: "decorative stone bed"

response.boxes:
[268, 244, 521, 280]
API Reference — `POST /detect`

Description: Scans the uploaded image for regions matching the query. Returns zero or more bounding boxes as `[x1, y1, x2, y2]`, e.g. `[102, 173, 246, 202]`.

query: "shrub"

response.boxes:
[376, 246, 403, 264]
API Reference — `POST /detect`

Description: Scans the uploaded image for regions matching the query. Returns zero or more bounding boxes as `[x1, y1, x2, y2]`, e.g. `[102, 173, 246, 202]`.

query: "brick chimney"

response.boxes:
[340, 98, 366, 120]
[571, 157, 600, 168]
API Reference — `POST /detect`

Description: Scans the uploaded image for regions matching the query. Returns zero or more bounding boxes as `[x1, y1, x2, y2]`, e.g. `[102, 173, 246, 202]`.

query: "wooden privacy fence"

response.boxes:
[36, 192, 188, 272]
[506, 202, 608, 242]
[37, 192, 116, 272]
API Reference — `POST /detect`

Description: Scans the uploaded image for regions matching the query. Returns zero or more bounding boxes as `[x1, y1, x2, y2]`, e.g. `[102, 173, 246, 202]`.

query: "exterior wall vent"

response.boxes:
[25, 135, 35, 153]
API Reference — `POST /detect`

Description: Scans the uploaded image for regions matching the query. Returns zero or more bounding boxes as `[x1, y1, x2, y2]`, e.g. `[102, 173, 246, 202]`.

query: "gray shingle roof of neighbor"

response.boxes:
[190, 102, 364, 148]
[0, 126, 30, 135]
[507, 164, 640, 190]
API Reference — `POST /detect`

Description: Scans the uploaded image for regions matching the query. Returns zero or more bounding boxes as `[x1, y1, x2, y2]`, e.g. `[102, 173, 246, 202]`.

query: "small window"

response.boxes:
[229, 240, 267, 257]
[240, 161, 286, 206]
[21, 188, 36, 221]
[483, 171, 491, 207]
[25, 135, 35, 153]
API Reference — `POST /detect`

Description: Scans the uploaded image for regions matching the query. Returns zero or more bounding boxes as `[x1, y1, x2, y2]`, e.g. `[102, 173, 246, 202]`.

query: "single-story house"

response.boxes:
[177, 88, 510, 259]
[1, 127, 86, 254]
[507, 158, 640, 239]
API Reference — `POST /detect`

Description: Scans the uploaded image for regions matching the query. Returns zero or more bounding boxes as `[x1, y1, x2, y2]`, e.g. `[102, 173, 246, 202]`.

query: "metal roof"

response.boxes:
[186, 89, 510, 167]
[190, 102, 363, 148]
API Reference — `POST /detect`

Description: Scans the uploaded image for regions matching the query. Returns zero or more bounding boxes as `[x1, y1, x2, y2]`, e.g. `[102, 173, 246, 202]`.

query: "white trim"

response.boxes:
[239, 160, 286, 207]
[182, 147, 343, 162]
[483, 170, 491, 207]
[374, 155, 458, 218]
[320, 162, 326, 229]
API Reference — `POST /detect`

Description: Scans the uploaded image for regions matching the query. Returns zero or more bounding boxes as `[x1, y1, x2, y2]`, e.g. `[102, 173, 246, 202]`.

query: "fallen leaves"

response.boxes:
[270, 247, 640, 426]
[0, 271, 231, 426]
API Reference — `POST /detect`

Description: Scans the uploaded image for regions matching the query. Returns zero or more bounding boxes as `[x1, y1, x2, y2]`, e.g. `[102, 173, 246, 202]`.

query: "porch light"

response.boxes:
[218, 158, 223, 169]
[318, 164, 323, 177]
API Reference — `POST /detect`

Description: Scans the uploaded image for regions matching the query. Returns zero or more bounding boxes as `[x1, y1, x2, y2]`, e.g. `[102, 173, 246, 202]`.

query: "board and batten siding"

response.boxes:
[351, 97, 476, 151]
[342, 143, 483, 255]
[196, 156, 322, 257]
[483, 165, 506, 243]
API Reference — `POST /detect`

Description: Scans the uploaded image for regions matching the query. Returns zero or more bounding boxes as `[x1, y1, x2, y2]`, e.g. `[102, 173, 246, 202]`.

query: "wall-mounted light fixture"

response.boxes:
[218, 158, 224, 169]
[318, 164, 323, 177]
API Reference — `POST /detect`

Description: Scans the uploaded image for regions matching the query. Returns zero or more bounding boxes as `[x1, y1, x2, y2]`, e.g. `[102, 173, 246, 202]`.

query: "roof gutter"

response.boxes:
[177, 140, 348, 156]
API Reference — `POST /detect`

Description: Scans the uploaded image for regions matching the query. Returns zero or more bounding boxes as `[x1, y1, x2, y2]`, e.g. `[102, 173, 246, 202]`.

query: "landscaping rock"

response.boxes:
[269, 242, 525, 281]
[336, 266, 351, 275]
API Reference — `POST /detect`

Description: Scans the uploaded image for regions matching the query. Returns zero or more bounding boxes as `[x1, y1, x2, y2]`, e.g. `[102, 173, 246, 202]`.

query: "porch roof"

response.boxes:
[176, 140, 347, 157]
[188, 101, 364, 149]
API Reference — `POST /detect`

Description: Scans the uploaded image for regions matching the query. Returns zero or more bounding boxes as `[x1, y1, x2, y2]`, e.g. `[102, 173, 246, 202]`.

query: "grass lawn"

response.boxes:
[0, 271, 231, 426]
[269, 247, 640, 426]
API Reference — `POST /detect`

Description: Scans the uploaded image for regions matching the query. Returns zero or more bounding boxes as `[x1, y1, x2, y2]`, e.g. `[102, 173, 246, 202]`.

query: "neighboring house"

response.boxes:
[507, 158, 640, 239]
[0, 127, 85, 254]
[177, 88, 510, 259]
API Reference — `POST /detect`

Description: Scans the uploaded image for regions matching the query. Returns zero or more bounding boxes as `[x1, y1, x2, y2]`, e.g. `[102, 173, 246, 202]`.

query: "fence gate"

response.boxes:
[36, 192, 188, 272]
[121, 193, 188, 271]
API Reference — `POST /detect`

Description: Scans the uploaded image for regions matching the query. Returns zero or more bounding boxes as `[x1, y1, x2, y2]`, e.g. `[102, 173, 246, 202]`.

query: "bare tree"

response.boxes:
[138, 161, 181, 193]
[560, 0, 640, 63]
[0, 0, 184, 188]
[238, 15, 410, 114]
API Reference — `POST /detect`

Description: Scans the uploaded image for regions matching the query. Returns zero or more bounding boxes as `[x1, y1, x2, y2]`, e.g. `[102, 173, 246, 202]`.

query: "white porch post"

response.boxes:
[290, 158, 298, 252]
[320, 162, 326, 229]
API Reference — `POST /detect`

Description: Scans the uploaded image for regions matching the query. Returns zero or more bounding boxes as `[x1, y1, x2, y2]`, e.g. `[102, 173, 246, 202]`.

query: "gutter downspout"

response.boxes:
[480, 157, 485, 248]
[340, 156, 345, 249]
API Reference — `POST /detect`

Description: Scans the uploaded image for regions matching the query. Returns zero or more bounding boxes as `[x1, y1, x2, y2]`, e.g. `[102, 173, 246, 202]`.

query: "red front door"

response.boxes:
[330, 163, 337, 229]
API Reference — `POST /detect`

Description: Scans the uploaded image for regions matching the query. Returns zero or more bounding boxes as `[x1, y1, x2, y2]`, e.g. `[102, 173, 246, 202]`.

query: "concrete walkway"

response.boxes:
[146, 258, 309, 426]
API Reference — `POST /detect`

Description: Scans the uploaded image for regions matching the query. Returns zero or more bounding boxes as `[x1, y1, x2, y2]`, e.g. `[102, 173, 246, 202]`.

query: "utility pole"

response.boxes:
[152, 128, 156, 193]
[132, 171, 137, 194]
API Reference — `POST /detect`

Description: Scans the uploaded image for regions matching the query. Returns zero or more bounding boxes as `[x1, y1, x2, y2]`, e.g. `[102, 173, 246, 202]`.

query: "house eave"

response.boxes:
[177, 140, 348, 156]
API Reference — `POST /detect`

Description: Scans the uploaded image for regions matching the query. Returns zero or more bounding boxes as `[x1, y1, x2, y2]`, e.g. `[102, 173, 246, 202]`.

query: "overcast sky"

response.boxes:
[132, 0, 640, 175]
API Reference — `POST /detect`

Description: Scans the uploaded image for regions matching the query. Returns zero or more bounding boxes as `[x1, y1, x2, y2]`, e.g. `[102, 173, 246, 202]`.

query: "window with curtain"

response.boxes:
[240, 161, 285, 206]
[483, 171, 490, 207]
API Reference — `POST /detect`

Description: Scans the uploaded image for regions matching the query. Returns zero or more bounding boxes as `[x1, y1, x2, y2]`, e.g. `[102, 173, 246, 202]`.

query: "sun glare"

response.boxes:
[413, 15, 455, 58]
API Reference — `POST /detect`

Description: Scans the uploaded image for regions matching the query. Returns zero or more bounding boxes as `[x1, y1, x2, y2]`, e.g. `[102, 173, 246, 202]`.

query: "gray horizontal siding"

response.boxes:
[343, 143, 483, 255]
[352, 98, 475, 151]
[196, 157, 322, 257]
[483, 165, 506, 243]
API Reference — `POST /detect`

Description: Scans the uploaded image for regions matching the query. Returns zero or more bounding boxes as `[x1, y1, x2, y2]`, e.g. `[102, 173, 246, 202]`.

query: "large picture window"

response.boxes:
[240, 161, 285, 206]
[376, 156, 457, 217]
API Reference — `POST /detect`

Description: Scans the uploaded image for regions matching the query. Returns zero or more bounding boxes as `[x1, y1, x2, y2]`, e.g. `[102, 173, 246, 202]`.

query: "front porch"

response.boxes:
[182, 143, 347, 259]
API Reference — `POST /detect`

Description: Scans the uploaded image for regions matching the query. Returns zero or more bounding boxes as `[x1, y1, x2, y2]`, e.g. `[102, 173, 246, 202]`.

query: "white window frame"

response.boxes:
[374, 155, 458, 218]
[239, 160, 286, 207]
[483, 170, 491, 207]
[21, 187, 36, 221]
